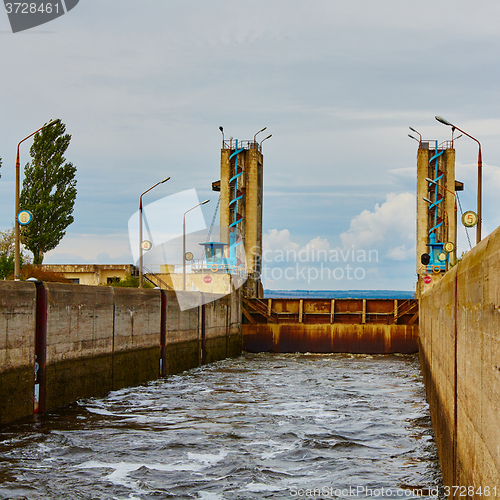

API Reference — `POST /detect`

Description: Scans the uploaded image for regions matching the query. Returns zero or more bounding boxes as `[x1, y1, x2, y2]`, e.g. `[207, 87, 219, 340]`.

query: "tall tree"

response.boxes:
[20, 120, 77, 265]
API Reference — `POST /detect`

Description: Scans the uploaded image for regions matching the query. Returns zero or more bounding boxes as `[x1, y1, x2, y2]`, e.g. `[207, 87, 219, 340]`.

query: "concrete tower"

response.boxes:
[218, 137, 264, 298]
[416, 138, 457, 296]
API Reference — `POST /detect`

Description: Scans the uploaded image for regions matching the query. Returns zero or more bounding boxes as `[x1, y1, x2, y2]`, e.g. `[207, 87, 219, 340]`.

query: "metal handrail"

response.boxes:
[222, 139, 261, 152]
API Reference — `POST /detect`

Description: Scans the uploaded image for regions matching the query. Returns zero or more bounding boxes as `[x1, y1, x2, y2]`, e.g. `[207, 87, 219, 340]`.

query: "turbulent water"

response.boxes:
[0, 353, 443, 500]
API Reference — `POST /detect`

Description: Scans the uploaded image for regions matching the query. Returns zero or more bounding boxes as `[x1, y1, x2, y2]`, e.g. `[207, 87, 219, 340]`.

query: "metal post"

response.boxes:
[14, 119, 60, 280]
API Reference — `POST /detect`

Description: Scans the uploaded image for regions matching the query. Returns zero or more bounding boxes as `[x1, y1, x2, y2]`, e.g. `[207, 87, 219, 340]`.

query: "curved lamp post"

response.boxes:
[409, 127, 422, 145]
[183, 199, 210, 291]
[435, 115, 482, 244]
[260, 134, 272, 148]
[139, 177, 170, 288]
[253, 127, 267, 147]
[14, 119, 60, 281]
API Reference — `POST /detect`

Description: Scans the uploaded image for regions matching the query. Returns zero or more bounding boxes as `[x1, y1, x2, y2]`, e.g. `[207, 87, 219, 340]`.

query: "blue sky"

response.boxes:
[1, 0, 500, 291]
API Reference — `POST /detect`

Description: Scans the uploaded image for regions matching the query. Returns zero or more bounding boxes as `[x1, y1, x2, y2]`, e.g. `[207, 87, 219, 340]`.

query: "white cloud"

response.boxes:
[340, 192, 415, 261]
[263, 229, 300, 253]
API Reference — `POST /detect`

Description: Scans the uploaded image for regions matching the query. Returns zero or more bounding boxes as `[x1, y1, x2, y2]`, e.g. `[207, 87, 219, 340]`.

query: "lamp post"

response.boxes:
[183, 199, 210, 291]
[219, 126, 224, 148]
[139, 177, 170, 288]
[409, 127, 422, 145]
[435, 115, 482, 244]
[14, 119, 60, 281]
[253, 127, 267, 146]
[260, 134, 272, 149]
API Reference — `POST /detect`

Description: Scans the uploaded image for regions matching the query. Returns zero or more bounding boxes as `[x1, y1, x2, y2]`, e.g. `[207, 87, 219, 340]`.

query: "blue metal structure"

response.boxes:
[426, 140, 447, 272]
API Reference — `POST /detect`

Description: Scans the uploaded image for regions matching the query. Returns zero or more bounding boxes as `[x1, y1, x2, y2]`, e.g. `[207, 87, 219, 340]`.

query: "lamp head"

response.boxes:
[201, 199, 210, 205]
[435, 116, 454, 127]
[219, 126, 223, 133]
[425, 177, 438, 185]
[161, 176, 170, 183]
[408, 134, 418, 142]
[409, 127, 418, 133]
[422, 197, 432, 204]
[45, 118, 60, 128]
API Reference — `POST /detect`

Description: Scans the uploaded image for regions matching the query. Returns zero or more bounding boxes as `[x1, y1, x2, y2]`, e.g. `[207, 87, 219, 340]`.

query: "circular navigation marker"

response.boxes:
[185, 252, 194, 261]
[203, 275, 212, 284]
[443, 241, 455, 253]
[17, 210, 32, 226]
[438, 252, 447, 262]
[462, 211, 479, 228]
[141, 240, 152, 251]
[423, 275, 432, 284]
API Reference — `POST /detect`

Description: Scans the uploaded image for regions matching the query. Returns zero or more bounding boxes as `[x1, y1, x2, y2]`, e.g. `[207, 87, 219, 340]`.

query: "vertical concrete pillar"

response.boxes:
[299, 299, 303, 323]
[362, 299, 366, 324]
[267, 299, 272, 317]
[330, 299, 335, 324]
[394, 299, 398, 325]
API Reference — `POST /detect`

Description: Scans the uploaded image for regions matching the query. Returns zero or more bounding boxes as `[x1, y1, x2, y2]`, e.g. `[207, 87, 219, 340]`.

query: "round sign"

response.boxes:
[203, 275, 212, 284]
[141, 240, 152, 251]
[17, 210, 32, 226]
[423, 275, 432, 284]
[185, 252, 194, 261]
[438, 252, 447, 262]
[443, 241, 455, 253]
[462, 211, 479, 228]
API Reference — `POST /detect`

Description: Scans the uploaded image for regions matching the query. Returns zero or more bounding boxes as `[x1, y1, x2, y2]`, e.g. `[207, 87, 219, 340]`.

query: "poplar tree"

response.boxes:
[20, 120, 77, 265]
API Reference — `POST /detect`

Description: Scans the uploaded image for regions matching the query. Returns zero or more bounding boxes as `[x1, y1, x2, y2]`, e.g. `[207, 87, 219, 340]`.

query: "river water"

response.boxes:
[0, 353, 443, 500]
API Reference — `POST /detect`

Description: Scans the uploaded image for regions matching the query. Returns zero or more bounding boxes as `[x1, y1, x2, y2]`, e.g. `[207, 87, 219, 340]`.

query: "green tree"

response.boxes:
[0, 227, 32, 279]
[20, 120, 77, 265]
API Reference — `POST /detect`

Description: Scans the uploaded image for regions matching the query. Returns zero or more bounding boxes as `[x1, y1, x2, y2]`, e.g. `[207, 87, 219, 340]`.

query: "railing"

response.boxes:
[142, 265, 174, 290]
[419, 140, 454, 151]
[145, 262, 248, 279]
[222, 139, 261, 152]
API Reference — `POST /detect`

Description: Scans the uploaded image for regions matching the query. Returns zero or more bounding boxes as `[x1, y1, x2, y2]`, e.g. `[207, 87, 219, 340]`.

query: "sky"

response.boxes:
[1, 0, 500, 291]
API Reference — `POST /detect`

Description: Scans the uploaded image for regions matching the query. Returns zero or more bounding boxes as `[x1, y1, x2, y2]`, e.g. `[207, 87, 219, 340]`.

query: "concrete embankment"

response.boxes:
[0, 282, 241, 425]
[420, 226, 500, 493]
[243, 298, 419, 354]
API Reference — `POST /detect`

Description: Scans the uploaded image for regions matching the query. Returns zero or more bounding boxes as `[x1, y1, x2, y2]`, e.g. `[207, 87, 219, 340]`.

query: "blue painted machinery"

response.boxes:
[426, 140, 447, 272]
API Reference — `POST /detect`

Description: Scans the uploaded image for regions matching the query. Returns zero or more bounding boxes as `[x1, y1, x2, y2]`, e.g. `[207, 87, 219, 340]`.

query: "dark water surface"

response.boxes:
[0, 353, 443, 499]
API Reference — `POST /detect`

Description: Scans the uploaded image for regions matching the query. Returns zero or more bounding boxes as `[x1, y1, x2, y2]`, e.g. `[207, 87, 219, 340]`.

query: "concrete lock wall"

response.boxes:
[0, 283, 242, 425]
[420, 225, 500, 494]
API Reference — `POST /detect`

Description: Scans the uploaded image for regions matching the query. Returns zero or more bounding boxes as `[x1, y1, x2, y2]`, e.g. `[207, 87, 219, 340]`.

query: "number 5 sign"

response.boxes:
[462, 211, 479, 228]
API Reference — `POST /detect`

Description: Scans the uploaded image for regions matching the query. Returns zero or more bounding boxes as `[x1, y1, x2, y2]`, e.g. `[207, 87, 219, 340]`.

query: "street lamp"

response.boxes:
[183, 199, 210, 291]
[260, 134, 272, 148]
[219, 126, 224, 148]
[408, 134, 419, 143]
[435, 115, 482, 243]
[409, 127, 422, 144]
[139, 176, 170, 288]
[253, 127, 267, 145]
[14, 119, 60, 281]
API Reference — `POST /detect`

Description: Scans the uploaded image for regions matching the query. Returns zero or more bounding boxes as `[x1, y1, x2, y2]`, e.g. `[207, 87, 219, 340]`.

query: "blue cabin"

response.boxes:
[199, 242, 228, 269]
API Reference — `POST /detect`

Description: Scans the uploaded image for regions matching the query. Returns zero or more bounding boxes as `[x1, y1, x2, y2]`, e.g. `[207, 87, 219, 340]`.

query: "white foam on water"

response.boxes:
[197, 492, 224, 500]
[187, 449, 228, 465]
[244, 482, 282, 492]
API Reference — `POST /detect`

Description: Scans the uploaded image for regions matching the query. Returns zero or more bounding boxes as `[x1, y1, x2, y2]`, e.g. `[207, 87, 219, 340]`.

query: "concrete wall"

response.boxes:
[0, 283, 241, 425]
[0, 282, 36, 423]
[420, 225, 500, 494]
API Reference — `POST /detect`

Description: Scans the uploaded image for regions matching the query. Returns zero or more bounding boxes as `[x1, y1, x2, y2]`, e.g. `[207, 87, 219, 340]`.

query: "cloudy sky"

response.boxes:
[1, 0, 500, 291]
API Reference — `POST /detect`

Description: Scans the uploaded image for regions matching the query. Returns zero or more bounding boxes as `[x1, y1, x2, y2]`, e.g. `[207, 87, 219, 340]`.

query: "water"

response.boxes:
[0, 353, 443, 499]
